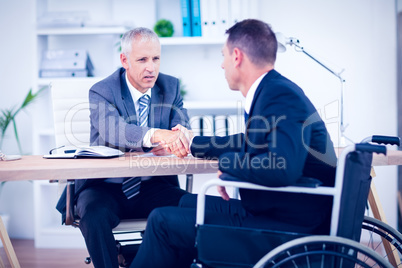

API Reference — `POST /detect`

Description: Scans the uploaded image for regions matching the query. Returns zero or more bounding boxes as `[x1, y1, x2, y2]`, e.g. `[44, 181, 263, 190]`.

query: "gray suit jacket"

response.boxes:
[89, 67, 190, 151]
[56, 68, 190, 222]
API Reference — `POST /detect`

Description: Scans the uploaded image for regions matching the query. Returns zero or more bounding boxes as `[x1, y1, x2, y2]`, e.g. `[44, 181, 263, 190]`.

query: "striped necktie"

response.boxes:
[138, 94, 151, 127]
[122, 94, 151, 199]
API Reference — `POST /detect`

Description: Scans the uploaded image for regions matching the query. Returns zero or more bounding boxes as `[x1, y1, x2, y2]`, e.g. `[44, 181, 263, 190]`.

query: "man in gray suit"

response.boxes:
[57, 27, 190, 268]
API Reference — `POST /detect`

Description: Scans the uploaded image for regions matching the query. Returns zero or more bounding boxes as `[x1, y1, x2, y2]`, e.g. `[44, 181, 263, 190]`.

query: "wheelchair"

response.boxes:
[191, 142, 394, 268]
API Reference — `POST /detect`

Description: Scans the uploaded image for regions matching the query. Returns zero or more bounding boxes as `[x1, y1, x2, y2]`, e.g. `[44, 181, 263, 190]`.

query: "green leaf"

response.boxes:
[0, 86, 46, 152]
[15, 86, 46, 116]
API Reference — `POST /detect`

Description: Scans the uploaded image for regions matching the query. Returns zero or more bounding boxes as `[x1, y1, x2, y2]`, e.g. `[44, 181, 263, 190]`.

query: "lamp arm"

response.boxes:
[289, 39, 345, 82]
[288, 38, 348, 145]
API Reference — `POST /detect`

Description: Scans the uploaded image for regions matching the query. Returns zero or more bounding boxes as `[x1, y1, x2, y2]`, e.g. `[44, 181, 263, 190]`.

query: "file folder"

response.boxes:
[40, 49, 94, 78]
[191, 0, 202, 36]
[181, 0, 192, 36]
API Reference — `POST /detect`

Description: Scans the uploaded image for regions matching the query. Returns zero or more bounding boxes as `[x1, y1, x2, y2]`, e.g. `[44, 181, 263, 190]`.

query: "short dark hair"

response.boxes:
[226, 19, 277, 67]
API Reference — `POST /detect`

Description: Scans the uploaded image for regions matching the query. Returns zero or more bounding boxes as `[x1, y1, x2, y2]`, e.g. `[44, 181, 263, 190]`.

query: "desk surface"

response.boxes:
[0, 153, 219, 182]
[1, 149, 401, 182]
[334, 148, 402, 166]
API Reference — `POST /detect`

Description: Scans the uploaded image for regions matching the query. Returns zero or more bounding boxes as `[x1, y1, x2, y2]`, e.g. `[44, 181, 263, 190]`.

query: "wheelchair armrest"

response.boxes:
[65, 179, 75, 226]
[195, 179, 335, 226]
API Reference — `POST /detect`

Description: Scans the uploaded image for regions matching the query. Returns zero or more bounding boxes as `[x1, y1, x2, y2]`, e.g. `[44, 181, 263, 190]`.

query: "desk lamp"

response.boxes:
[275, 32, 349, 146]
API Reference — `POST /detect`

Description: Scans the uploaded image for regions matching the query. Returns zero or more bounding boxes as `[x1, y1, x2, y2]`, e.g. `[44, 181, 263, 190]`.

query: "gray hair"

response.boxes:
[121, 27, 160, 56]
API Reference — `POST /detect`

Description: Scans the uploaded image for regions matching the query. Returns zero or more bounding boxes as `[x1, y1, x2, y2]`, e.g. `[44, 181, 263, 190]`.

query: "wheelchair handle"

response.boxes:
[361, 135, 400, 146]
[355, 143, 387, 155]
[371, 135, 400, 146]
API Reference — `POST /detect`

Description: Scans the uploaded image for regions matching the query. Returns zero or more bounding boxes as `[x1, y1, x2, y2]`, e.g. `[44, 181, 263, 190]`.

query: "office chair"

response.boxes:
[192, 143, 393, 267]
[49, 79, 194, 267]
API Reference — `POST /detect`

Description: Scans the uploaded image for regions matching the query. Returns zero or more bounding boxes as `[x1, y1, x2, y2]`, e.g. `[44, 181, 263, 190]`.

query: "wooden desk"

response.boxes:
[1, 150, 401, 267]
[0, 153, 218, 267]
[0, 153, 219, 182]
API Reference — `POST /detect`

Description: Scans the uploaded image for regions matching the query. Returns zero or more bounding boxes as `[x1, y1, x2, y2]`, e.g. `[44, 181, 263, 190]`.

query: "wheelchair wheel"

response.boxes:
[361, 216, 402, 266]
[254, 235, 393, 268]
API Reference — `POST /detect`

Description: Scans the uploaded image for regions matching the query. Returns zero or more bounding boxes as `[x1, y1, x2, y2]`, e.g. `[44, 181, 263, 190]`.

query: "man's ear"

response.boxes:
[120, 53, 128, 69]
[232, 47, 243, 68]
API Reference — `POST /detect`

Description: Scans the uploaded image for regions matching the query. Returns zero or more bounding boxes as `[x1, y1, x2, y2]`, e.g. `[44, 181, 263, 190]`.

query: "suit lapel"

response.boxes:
[119, 71, 137, 124]
[149, 84, 163, 128]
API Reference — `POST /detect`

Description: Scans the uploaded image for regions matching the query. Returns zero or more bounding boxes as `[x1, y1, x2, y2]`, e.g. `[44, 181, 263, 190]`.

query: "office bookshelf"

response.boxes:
[33, 0, 256, 248]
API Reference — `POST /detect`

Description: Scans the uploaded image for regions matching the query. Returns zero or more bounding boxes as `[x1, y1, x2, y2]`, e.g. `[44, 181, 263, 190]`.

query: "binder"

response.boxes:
[248, 0, 259, 18]
[190, 116, 202, 137]
[228, 0, 242, 27]
[227, 114, 244, 135]
[208, 0, 220, 37]
[190, 0, 202, 36]
[218, 0, 230, 36]
[181, 0, 192, 37]
[200, 0, 211, 37]
[190, 115, 214, 136]
[41, 58, 87, 70]
[40, 69, 88, 78]
[201, 115, 214, 136]
[40, 49, 94, 78]
[214, 115, 229, 137]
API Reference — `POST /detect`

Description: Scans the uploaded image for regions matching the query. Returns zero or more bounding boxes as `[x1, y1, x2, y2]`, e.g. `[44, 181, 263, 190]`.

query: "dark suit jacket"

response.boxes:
[191, 70, 337, 233]
[56, 68, 190, 222]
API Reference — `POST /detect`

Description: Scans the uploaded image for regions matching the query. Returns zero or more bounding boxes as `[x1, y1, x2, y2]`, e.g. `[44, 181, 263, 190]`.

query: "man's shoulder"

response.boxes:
[155, 72, 179, 92]
[157, 72, 178, 82]
[91, 68, 123, 92]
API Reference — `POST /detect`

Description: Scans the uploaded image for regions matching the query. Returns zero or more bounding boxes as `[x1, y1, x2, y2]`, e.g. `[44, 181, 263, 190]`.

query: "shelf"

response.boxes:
[159, 37, 226, 46]
[37, 76, 102, 86]
[36, 27, 225, 46]
[36, 26, 128, 35]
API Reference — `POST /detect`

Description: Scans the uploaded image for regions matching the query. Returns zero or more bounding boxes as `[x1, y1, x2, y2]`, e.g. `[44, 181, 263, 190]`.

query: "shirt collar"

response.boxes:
[125, 72, 152, 104]
[244, 72, 268, 114]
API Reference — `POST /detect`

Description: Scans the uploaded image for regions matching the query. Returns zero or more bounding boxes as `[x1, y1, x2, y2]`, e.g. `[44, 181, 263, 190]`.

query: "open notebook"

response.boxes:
[43, 145, 124, 159]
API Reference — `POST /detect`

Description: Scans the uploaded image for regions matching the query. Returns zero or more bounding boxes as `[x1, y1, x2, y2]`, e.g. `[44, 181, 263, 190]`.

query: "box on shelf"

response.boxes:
[40, 49, 94, 78]
[37, 11, 89, 28]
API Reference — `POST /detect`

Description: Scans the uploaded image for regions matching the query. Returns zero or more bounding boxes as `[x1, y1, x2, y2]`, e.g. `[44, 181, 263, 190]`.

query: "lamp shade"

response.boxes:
[275, 32, 287, 53]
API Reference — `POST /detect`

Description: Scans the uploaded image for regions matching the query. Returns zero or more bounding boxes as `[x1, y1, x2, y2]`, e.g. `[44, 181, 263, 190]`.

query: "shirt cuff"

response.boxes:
[143, 128, 158, 148]
[189, 136, 196, 156]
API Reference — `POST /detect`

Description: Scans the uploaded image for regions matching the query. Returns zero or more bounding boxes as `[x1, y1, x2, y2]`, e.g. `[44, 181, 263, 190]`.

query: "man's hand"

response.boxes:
[217, 170, 230, 201]
[171, 124, 194, 154]
[151, 129, 189, 158]
[156, 124, 193, 158]
[151, 145, 171, 156]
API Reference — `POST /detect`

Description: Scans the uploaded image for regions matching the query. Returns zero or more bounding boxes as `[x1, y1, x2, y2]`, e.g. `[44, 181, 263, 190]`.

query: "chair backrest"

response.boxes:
[50, 78, 100, 147]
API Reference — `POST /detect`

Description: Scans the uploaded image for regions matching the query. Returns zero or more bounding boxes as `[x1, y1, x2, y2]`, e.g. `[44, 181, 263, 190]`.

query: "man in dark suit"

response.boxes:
[56, 27, 190, 268]
[130, 19, 337, 268]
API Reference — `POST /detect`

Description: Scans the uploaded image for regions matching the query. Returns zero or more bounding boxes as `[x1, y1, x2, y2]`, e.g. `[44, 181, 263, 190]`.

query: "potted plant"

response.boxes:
[0, 87, 45, 246]
[0, 87, 45, 155]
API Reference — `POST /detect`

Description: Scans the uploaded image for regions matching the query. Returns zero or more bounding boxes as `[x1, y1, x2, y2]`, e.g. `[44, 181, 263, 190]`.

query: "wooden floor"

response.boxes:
[0, 239, 94, 268]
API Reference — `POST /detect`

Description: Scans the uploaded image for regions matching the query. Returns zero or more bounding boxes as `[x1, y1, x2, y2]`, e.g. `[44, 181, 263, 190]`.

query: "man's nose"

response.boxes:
[146, 61, 157, 72]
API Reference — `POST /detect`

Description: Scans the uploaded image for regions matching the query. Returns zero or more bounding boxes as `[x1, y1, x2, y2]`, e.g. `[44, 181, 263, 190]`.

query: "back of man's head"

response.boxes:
[226, 19, 277, 68]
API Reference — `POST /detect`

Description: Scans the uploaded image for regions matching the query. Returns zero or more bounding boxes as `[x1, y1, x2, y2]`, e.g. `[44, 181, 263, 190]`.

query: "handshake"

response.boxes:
[150, 124, 194, 158]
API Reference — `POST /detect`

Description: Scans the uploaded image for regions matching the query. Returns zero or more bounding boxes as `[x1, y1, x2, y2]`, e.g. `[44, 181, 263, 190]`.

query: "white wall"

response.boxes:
[0, 0, 36, 239]
[0, 0, 398, 240]
[260, 0, 398, 227]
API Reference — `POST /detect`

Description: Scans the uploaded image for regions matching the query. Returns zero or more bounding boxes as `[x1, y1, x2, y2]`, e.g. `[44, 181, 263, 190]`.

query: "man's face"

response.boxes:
[221, 42, 238, 92]
[121, 38, 161, 93]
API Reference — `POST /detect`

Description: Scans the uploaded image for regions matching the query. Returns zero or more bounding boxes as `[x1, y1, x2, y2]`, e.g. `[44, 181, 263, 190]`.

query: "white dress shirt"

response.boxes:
[125, 73, 156, 148]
